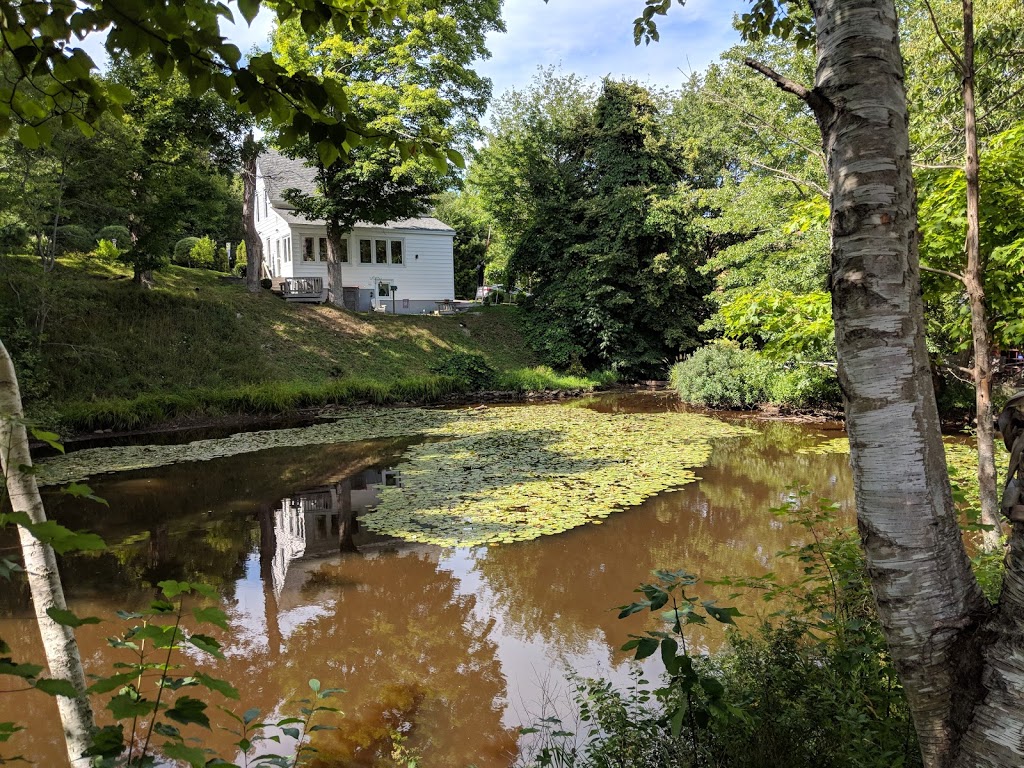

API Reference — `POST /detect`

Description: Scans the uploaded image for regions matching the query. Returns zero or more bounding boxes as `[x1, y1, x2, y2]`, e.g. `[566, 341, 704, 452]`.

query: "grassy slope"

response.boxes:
[0, 255, 596, 430]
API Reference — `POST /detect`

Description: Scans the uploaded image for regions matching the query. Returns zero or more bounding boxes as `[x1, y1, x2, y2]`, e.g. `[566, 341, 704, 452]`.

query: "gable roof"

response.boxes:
[258, 149, 319, 207]
[256, 147, 455, 234]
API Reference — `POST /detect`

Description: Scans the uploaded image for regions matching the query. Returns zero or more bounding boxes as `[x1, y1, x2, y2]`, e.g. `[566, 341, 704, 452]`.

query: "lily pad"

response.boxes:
[38, 403, 752, 547]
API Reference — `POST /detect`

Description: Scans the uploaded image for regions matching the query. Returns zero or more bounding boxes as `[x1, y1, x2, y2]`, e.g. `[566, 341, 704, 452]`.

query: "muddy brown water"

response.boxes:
[0, 393, 853, 767]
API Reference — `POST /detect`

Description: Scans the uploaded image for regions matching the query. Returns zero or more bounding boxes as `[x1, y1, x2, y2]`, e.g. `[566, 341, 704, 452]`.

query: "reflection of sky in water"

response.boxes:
[0, 394, 854, 767]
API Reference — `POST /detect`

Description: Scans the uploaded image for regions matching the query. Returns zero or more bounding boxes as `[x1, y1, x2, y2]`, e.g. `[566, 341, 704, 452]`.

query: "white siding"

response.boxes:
[253, 161, 454, 304]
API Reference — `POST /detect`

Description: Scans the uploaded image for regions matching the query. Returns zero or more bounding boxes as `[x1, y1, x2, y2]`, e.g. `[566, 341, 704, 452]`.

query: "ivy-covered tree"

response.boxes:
[473, 73, 714, 378]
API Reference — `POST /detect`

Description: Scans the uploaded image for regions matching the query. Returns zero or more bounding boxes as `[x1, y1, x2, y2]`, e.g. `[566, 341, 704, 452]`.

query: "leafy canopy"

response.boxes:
[0, 0, 450, 160]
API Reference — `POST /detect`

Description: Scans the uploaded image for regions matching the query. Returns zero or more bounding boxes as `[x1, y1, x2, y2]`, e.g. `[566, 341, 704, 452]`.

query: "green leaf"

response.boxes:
[188, 633, 223, 659]
[166, 696, 210, 729]
[238, 0, 260, 24]
[161, 741, 208, 768]
[634, 637, 659, 660]
[702, 601, 742, 625]
[195, 672, 239, 700]
[159, 580, 190, 599]
[47, 607, 102, 628]
[22, 521, 105, 554]
[61, 483, 108, 507]
[35, 678, 80, 697]
[88, 671, 140, 694]
[107, 692, 156, 719]
[17, 124, 39, 149]
[29, 428, 64, 453]
[192, 606, 229, 630]
[308, 678, 321, 694]
[84, 724, 124, 758]
[0, 660, 43, 679]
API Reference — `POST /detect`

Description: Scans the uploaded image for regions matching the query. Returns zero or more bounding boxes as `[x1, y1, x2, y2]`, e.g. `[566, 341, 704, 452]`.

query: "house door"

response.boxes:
[342, 287, 359, 311]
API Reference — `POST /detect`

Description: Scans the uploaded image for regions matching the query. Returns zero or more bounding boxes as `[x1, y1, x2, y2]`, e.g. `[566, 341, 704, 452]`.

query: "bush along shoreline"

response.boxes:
[54, 361, 618, 435]
[670, 342, 842, 416]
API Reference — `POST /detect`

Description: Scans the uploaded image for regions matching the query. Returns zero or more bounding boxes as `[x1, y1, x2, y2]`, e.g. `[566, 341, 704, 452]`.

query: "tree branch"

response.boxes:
[744, 58, 833, 123]
[750, 161, 829, 199]
[921, 264, 967, 284]
[922, 0, 967, 75]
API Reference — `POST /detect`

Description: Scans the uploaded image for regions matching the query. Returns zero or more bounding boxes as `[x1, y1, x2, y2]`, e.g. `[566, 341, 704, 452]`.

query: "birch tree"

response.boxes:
[634, 0, 1024, 763]
[0, 340, 95, 765]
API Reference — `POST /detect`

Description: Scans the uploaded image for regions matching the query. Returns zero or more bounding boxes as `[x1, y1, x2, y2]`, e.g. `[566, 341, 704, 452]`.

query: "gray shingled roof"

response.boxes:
[257, 148, 455, 234]
[258, 149, 319, 206]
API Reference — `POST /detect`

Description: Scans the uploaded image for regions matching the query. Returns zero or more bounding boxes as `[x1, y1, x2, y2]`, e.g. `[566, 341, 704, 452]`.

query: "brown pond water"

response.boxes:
[0, 393, 853, 767]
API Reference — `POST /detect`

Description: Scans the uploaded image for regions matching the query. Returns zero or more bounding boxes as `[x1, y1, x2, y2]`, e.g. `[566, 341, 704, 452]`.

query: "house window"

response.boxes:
[255, 192, 260, 221]
[262, 192, 268, 218]
[375, 240, 387, 264]
[359, 239, 372, 263]
[303, 237, 315, 262]
[286, 237, 292, 262]
[378, 281, 390, 297]
[338, 238, 348, 262]
[390, 240, 403, 265]
[318, 237, 328, 261]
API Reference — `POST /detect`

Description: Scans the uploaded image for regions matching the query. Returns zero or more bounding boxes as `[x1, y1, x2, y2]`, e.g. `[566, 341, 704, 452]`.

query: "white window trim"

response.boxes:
[358, 236, 406, 267]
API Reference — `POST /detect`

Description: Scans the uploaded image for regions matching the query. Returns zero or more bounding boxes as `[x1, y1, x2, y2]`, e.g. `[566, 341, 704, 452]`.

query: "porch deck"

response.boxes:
[281, 277, 325, 303]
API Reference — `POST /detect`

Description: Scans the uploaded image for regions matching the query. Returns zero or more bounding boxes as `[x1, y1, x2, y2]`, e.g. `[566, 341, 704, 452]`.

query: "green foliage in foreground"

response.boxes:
[519, 493, 921, 768]
[670, 343, 840, 411]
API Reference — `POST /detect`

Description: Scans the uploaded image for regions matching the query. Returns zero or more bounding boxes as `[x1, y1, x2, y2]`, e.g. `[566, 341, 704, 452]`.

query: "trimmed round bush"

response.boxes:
[55, 225, 94, 254]
[173, 237, 200, 265]
[95, 225, 130, 247]
[260, 277, 273, 290]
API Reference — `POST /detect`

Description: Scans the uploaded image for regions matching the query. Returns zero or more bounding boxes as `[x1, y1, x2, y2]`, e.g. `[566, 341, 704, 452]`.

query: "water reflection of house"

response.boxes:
[270, 468, 404, 596]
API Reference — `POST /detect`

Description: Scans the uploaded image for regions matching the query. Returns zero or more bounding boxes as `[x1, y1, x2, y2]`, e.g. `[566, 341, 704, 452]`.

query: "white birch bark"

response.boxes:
[748, 1, 1018, 765]
[0, 339, 95, 766]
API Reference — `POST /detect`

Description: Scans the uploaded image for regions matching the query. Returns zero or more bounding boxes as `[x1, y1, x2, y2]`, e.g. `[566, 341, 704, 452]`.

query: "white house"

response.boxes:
[254, 148, 456, 313]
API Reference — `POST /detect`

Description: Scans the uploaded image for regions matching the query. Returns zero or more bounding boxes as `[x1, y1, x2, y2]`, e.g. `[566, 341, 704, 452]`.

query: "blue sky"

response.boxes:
[219, 0, 748, 96]
[85, 0, 748, 98]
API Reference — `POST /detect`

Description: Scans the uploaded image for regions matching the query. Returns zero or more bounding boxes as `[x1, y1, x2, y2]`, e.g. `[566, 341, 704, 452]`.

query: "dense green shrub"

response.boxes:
[260, 277, 273, 290]
[95, 225, 131, 247]
[173, 237, 200, 265]
[234, 241, 247, 272]
[0, 221, 28, 251]
[189, 236, 216, 269]
[54, 225, 94, 254]
[671, 342, 840, 410]
[93, 239, 121, 262]
[214, 245, 229, 272]
[670, 342, 778, 409]
[429, 351, 496, 390]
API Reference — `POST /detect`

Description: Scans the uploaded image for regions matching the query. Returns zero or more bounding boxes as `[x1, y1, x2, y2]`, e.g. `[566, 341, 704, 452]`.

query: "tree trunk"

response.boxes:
[132, 266, 154, 288]
[747, 0, 1024, 764]
[337, 479, 358, 553]
[325, 218, 346, 308]
[241, 132, 264, 294]
[960, 0, 1002, 550]
[0, 339, 95, 765]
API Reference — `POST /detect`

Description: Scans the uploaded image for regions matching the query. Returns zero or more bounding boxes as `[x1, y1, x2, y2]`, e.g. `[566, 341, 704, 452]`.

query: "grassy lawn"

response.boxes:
[0, 254, 605, 431]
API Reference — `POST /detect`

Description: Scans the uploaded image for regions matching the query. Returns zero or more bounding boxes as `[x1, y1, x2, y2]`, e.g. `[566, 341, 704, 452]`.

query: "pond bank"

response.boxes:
[38, 382, 644, 452]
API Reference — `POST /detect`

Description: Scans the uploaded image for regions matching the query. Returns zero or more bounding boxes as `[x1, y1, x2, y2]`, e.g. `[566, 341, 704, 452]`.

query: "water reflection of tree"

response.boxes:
[474, 426, 854, 654]
[236, 550, 516, 768]
[7, 439, 414, 610]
